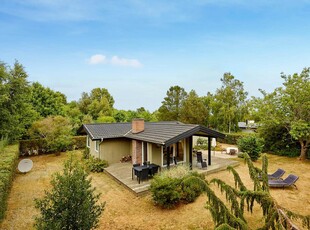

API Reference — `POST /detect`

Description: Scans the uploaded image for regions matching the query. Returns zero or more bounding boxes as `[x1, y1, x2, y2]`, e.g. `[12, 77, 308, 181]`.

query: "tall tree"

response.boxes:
[180, 90, 208, 125]
[30, 82, 67, 117]
[211, 73, 248, 133]
[158, 85, 187, 121]
[0, 61, 38, 141]
[78, 88, 114, 120]
[257, 68, 310, 160]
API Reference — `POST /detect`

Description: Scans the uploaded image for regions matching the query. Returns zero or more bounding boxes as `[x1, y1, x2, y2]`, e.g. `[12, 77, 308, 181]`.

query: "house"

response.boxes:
[79, 119, 225, 168]
[238, 120, 259, 133]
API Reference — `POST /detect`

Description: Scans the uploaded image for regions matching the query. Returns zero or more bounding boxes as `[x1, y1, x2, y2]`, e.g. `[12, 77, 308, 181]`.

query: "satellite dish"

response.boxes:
[18, 159, 33, 173]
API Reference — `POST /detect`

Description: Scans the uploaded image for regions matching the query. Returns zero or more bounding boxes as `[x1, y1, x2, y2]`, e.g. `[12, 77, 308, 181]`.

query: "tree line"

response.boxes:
[0, 60, 309, 159]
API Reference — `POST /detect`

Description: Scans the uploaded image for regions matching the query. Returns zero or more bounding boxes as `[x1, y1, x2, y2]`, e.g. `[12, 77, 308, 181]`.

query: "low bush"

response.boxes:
[181, 175, 207, 203]
[83, 147, 90, 159]
[237, 135, 264, 161]
[0, 145, 19, 221]
[150, 166, 206, 209]
[150, 176, 181, 209]
[72, 136, 87, 149]
[86, 157, 108, 173]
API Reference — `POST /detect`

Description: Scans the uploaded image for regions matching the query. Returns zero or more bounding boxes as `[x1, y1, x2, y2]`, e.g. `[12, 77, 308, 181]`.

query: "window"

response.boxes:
[86, 135, 90, 147]
[95, 141, 99, 152]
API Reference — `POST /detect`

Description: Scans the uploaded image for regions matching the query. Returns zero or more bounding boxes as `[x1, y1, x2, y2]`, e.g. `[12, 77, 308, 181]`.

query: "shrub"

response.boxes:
[150, 176, 182, 209]
[150, 166, 207, 208]
[72, 136, 86, 149]
[83, 147, 90, 159]
[0, 145, 19, 221]
[34, 156, 105, 230]
[181, 175, 207, 203]
[237, 135, 264, 161]
[86, 156, 108, 173]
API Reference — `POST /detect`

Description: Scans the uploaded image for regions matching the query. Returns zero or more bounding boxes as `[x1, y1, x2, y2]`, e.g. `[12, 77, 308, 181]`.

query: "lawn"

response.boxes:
[0, 149, 309, 230]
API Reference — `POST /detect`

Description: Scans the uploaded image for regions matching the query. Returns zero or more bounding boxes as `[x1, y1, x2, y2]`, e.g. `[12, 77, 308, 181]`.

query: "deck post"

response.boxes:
[166, 146, 170, 169]
[208, 136, 211, 165]
[189, 137, 193, 170]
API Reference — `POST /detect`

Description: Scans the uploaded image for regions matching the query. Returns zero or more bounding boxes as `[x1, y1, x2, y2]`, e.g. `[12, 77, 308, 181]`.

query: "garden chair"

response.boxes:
[132, 163, 141, 179]
[258, 168, 285, 180]
[268, 174, 299, 189]
[138, 167, 149, 184]
[150, 165, 160, 177]
[173, 156, 178, 165]
[196, 152, 207, 169]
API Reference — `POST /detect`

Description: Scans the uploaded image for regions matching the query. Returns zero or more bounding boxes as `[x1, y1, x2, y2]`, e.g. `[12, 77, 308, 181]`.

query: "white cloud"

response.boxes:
[110, 56, 142, 68]
[88, 54, 142, 68]
[88, 54, 106, 64]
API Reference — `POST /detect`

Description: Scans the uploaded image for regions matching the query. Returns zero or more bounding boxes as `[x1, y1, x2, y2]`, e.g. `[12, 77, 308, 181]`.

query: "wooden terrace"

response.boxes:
[104, 151, 240, 196]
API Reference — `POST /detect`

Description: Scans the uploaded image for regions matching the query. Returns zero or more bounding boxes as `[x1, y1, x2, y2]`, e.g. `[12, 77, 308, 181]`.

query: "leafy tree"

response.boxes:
[35, 156, 105, 230]
[63, 101, 84, 134]
[29, 116, 73, 153]
[256, 68, 310, 160]
[237, 135, 264, 161]
[205, 153, 310, 229]
[96, 115, 116, 123]
[113, 110, 127, 122]
[201, 92, 214, 127]
[158, 85, 187, 121]
[78, 88, 114, 120]
[0, 61, 38, 141]
[30, 82, 67, 117]
[180, 90, 208, 125]
[210, 73, 248, 133]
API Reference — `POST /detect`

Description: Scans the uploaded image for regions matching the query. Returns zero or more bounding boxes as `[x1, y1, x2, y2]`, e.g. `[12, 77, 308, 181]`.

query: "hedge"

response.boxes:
[0, 145, 19, 221]
[19, 136, 86, 156]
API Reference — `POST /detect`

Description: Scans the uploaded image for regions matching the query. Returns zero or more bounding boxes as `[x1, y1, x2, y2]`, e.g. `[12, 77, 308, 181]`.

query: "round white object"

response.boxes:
[18, 159, 33, 173]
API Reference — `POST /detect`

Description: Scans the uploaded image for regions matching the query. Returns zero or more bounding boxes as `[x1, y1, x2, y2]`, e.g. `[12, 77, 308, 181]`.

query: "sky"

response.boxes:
[1, 0, 310, 111]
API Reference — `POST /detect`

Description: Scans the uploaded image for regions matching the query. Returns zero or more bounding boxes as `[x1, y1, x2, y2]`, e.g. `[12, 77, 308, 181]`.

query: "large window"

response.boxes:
[95, 141, 99, 152]
[163, 141, 185, 166]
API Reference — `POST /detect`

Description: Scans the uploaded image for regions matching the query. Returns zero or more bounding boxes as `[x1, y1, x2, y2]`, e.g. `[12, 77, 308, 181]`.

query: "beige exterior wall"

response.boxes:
[99, 138, 131, 164]
[151, 144, 162, 165]
[88, 136, 100, 159]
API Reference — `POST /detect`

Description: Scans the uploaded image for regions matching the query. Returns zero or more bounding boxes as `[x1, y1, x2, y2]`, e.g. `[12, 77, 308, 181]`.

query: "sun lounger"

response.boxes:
[259, 168, 285, 180]
[268, 174, 299, 189]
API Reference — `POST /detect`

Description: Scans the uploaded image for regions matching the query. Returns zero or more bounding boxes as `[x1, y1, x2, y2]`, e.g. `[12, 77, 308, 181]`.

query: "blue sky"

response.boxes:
[1, 0, 310, 111]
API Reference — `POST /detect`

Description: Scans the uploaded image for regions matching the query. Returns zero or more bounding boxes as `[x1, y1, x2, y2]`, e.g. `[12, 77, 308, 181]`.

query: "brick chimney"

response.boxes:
[132, 118, 145, 134]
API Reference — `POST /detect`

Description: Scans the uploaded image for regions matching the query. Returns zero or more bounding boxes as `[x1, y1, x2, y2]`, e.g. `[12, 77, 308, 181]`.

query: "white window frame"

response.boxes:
[86, 135, 90, 148]
[95, 141, 99, 152]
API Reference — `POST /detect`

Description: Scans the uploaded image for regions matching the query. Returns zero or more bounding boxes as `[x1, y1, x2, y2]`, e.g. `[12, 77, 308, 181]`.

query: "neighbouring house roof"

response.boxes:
[79, 121, 225, 147]
[238, 121, 259, 129]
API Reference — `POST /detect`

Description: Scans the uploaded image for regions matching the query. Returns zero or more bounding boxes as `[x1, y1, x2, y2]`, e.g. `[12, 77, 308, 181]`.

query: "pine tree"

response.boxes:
[34, 156, 105, 230]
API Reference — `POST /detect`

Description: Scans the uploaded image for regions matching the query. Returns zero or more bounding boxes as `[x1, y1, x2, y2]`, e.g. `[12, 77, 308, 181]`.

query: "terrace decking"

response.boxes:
[104, 151, 240, 196]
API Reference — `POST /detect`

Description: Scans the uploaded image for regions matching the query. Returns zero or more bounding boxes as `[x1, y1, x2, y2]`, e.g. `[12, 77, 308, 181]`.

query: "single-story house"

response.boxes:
[79, 119, 225, 168]
[238, 120, 259, 133]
